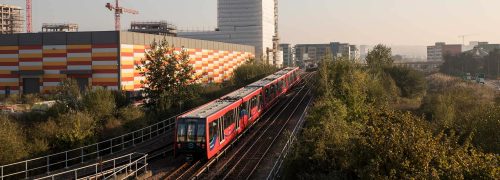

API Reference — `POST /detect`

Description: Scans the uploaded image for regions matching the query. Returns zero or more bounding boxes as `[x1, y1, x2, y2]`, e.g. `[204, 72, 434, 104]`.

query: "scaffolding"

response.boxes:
[129, 21, 177, 36]
[0, 4, 24, 34]
[42, 23, 79, 32]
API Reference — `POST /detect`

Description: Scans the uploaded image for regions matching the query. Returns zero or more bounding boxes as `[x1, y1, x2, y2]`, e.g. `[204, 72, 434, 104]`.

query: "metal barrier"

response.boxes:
[103, 154, 148, 180]
[0, 114, 177, 180]
[34, 153, 147, 180]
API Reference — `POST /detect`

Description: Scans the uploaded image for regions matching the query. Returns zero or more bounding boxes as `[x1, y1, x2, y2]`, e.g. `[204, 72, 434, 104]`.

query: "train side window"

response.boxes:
[209, 121, 217, 149]
[223, 110, 232, 129]
[241, 102, 249, 118]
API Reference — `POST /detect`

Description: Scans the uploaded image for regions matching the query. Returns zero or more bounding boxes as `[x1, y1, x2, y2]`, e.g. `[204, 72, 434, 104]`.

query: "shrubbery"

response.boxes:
[0, 115, 28, 164]
[232, 61, 278, 87]
[285, 45, 499, 179]
[0, 81, 146, 164]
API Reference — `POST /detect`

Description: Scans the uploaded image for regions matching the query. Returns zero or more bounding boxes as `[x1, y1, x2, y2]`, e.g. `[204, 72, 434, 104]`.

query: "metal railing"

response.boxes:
[0, 114, 178, 180]
[267, 97, 313, 180]
[34, 153, 147, 180]
[103, 155, 148, 180]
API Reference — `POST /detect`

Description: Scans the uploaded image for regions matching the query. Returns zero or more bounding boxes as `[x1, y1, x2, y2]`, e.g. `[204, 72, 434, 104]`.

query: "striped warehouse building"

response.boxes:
[0, 31, 255, 95]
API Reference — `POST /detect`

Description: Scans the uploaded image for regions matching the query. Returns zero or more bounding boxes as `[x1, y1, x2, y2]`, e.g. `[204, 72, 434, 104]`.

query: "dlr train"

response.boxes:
[174, 67, 301, 160]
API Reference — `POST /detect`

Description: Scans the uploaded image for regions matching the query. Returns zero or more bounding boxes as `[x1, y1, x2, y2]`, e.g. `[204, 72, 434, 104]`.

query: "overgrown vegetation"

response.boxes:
[285, 44, 499, 179]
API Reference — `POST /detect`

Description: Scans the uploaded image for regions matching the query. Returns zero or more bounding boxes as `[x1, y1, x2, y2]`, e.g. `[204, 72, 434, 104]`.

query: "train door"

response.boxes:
[257, 94, 264, 112]
[264, 87, 270, 106]
[218, 117, 225, 143]
[209, 120, 218, 150]
[235, 106, 240, 130]
[245, 100, 251, 119]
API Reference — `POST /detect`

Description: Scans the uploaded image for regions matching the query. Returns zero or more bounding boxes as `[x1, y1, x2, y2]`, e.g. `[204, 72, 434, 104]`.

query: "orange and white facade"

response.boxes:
[0, 31, 255, 95]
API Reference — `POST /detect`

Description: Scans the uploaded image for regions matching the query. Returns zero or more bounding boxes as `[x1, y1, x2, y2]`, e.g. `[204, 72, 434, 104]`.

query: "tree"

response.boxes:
[138, 39, 196, 113]
[0, 115, 28, 164]
[385, 66, 427, 98]
[82, 88, 116, 122]
[366, 44, 394, 69]
[232, 62, 278, 87]
[54, 79, 82, 111]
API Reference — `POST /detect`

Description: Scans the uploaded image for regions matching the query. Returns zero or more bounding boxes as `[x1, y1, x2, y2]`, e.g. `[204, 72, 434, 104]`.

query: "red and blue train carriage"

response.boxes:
[175, 67, 301, 160]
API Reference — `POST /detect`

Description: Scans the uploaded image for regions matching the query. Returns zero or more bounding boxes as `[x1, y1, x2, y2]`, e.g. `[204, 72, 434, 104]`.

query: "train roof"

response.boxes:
[181, 87, 261, 119]
[276, 67, 298, 75]
[222, 86, 260, 100]
[179, 67, 299, 119]
[247, 74, 276, 87]
[181, 99, 236, 119]
[248, 67, 298, 87]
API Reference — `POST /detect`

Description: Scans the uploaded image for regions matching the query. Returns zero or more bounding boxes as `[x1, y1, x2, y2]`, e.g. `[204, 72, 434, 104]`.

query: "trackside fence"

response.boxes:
[0, 115, 177, 180]
[34, 153, 148, 180]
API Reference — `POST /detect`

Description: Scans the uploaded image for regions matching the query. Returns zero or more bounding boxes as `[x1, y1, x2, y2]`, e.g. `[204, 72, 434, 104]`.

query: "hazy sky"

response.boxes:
[1, 0, 500, 46]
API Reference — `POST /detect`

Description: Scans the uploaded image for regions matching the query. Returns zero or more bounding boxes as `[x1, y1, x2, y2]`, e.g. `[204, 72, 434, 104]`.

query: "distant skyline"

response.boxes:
[1, 0, 499, 46]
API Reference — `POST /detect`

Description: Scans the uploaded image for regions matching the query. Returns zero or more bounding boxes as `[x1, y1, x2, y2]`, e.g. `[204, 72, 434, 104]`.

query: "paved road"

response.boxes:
[485, 80, 500, 91]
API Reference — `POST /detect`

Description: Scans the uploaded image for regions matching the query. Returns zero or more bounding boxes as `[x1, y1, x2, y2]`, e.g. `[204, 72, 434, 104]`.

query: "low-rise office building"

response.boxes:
[0, 31, 255, 95]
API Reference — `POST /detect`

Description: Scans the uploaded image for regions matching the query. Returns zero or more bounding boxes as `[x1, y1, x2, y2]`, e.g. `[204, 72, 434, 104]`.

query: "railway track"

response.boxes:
[218, 77, 312, 180]
[173, 72, 314, 180]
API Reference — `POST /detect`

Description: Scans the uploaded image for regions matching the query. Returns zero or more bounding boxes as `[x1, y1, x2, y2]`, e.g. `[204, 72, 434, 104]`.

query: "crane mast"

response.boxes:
[272, 0, 279, 66]
[105, 0, 138, 31]
[26, 0, 32, 32]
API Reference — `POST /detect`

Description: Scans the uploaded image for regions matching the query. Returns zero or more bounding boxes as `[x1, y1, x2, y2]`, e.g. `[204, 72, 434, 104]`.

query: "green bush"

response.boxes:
[385, 66, 427, 98]
[232, 62, 278, 87]
[0, 115, 28, 164]
[35, 112, 97, 150]
[113, 91, 130, 109]
[82, 88, 116, 122]
[117, 106, 146, 131]
[285, 51, 499, 179]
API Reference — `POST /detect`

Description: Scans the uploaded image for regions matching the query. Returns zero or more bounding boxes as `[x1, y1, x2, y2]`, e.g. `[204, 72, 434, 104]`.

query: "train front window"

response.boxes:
[197, 123, 205, 143]
[187, 121, 196, 142]
[177, 122, 186, 142]
[177, 119, 202, 143]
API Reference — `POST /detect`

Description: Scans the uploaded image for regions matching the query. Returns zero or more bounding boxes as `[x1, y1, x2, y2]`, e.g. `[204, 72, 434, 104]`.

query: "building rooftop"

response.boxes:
[0, 4, 22, 9]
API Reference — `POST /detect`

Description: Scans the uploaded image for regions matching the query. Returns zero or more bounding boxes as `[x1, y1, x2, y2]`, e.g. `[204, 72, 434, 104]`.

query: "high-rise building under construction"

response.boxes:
[178, 0, 278, 64]
[0, 4, 23, 34]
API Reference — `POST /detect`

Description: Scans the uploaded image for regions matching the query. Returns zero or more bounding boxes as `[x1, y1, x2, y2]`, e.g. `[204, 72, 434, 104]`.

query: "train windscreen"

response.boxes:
[177, 119, 205, 143]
